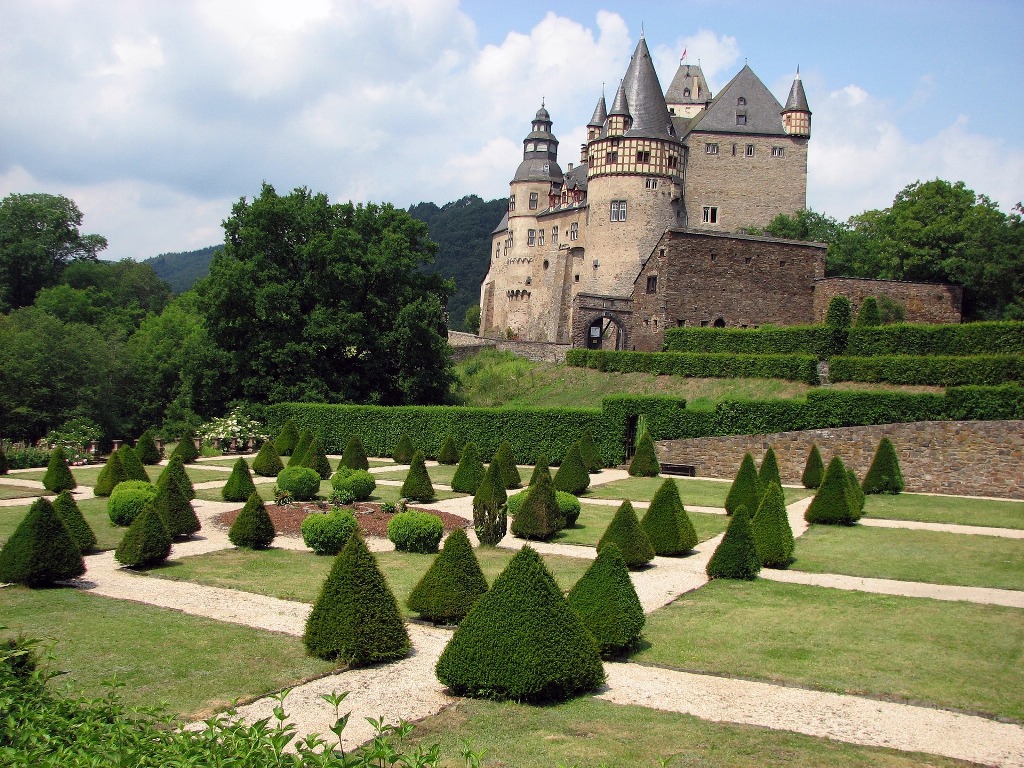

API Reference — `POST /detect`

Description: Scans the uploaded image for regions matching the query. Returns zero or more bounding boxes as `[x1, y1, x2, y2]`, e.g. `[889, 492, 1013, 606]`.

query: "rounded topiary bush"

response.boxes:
[157, 454, 194, 501]
[507, 489, 580, 527]
[108, 481, 159, 526]
[135, 429, 161, 465]
[725, 453, 760, 516]
[94, 450, 128, 497]
[597, 500, 655, 569]
[553, 444, 590, 496]
[628, 432, 660, 477]
[805, 455, 859, 525]
[855, 296, 881, 327]
[825, 295, 852, 328]
[436, 435, 460, 465]
[43, 446, 77, 494]
[274, 419, 300, 456]
[567, 543, 645, 657]
[301, 436, 332, 481]
[801, 444, 824, 489]
[862, 437, 904, 495]
[302, 509, 359, 555]
[154, 475, 200, 538]
[750, 481, 794, 569]
[392, 434, 415, 465]
[0, 498, 85, 586]
[114, 503, 172, 568]
[491, 440, 521, 490]
[407, 529, 488, 624]
[52, 491, 96, 553]
[222, 457, 257, 502]
[706, 504, 761, 580]
[401, 451, 435, 502]
[640, 479, 698, 556]
[276, 466, 321, 501]
[510, 469, 562, 541]
[451, 442, 486, 494]
[473, 460, 507, 546]
[229, 492, 276, 550]
[330, 467, 376, 501]
[340, 435, 369, 471]
[387, 511, 444, 554]
[118, 446, 150, 483]
[435, 545, 604, 703]
[251, 440, 284, 477]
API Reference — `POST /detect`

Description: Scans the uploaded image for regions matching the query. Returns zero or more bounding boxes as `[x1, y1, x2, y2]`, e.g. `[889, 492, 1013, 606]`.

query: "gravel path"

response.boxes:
[859, 517, 1024, 538]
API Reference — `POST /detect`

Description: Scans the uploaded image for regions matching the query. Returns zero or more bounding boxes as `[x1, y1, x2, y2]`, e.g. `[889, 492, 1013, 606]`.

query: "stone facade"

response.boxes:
[813, 277, 963, 325]
[655, 420, 1024, 499]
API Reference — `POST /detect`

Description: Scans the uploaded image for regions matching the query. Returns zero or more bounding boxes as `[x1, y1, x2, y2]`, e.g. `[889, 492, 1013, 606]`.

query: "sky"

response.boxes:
[1, 0, 1021, 261]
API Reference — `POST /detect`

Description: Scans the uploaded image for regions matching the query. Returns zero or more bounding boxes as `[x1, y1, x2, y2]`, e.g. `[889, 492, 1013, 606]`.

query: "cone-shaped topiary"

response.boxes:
[855, 296, 881, 327]
[52, 491, 96, 553]
[757, 446, 781, 497]
[862, 437, 904, 495]
[528, 454, 552, 486]
[274, 419, 300, 456]
[750, 481, 794, 568]
[511, 467, 562, 541]
[825, 295, 852, 328]
[578, 430, 602, 473]
[805, 455, 858, 525]
[392, 434, 415, 464]
[567, 543, 644, 657]
[451, 442, 486, 494]
[640, 479, 698, 556]
[135, 429, 161, 465]
[94, 450, 128, 497]
[553, 443, 590, 495]
[408, 529, 489, 624]
[706, 504, 761, 580]
[114, 502, 172, 568]
[154, 474, 201, 537]
[0, 443, 8, 474]
[118, 445, 150, 483]
[157, 454, 195, 501]
[628, 431, 660, 477]
[847, 469, 866, 518]
[437, 434, 460, 465]
[401, 451, 435, 502]
[171, 430, 199, 463]
[435, 545, 604, 703]
[725, 453, 760, 516]
[301, 436, 332, 481]
[43, 446, 77, 493]
[801, 444, 824, 489]
[491, 440, 521, 490]
[339, 434, 369, 471]
[473, 459, 508, 546]
[0, 498, 85, 586]
[288, 429, 314, 467]
[597, 500, 655, 568]
[222, 457, 257, 502]
[251, 440, 285, 477]
[229, 492, 275, 549]
[303, 532, 410, 665]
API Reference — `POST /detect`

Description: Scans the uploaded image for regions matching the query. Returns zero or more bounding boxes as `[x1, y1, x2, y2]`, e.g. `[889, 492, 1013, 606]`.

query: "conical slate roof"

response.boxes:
[688, 64, 786, 136]
[783, 70, 811, 113]
[666, 63, 712, 106]
[621, 37, 676, 140]
[588, 95, 608, 127]
[609, 81, 629, 117]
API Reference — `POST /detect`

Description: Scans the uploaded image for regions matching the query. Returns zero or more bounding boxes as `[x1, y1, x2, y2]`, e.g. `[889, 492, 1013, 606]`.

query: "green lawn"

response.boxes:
[551, 503, 727, 548]
[864, 492, 1024, 530]
[1, 496, 125, 551]
[372, 463, 461, 486]
[793, 525, 1024, 590]
[587, 476, 813, 507]
[16, 465, 232, 487]
[636, 579, 1024, 721]
[0, 484, 43, 500]
[404, 696, 975, 768]
[1, 586, 337, 718]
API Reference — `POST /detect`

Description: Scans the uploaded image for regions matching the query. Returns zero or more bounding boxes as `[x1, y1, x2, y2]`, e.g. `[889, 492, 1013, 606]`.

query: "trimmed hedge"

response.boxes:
[170, 431, 199, 464]
[330, 467, 376, 501]
[805, 455, 861, 525]
[135, 429, 161, 465]
[567, 543, 645, 657]
[276, 467, 321, 501]
[229, 492, 276, 549]
[640, 479, 698, 556]
[407, 528, 488, 624]
[846, 321, 1024, 357]
[828, 354, 1024, 387]
[154, 475, 201, 538]
[750, 481, 794, 568]
[510, 468, 562, 541]
[825, 296, 852, 329]
[437, 435, 460, 465]
[801, 444, 824, 489]
[492, 440, 522, 489]
[473, 460, 508, 546]
[628, 431, 660, 477]
[43, 447, 77, 494]
[301, 509, 358, 555]
[706, 504, 760, 580]
[107, 481, 159, 526]
[94, 451, 128, 497]
[222, 457, 257, 502]
[52, 491, 96, 553]
[507, 488, 581, 528]
[567, 349, 820, 384]
[553, 443, 590, 494]
[392, 434, 415, 464]
[301, 436, 333, 480]
[757, 446, 781, 495]
[118, 446, 150, 483]
[854, 297, 881, 327]
[725, 453, 760, 516]
[387, 511, 444, 554]
[847, 469, 867, 517]
[401, 451, 435, 502]
[451, 442, 487, 494]
[157, 455, 195, 501]
[114, 503, 172, 568]
[663, 324, 847, 358]
[274, 419, 299, 456]
[596, 501, 655, 569]
[251, 440, 284, 477]
[340, 434, 369, 471]
[862, 437, 905, 494]
[578, 430, 602, 472]
[0, 444, 7, 474]
[288, 429, 313, 467]
[0, 498, 85, 586]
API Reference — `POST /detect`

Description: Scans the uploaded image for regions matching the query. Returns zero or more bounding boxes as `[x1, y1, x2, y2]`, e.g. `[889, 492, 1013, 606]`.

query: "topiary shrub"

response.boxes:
[222, 457, 257, 502]
[288, 430, 314, 467]
[401, 451, 435, 502]
[407, 529, 488, 624]
[451, 442, 486, 494]
[750, 481, 794, 568]
[274, 418, 300, 456]
[725, 453, 760, 516]
[52, 491, 96, 553]
[107, 481, 159, 526]
[801, 444, 824, 489]
[303, 532, 410, 665]
[0, 498, 85, 586]
[805, 455, 859, 525]
[628, 431, 660, 477]
[388, 511, 444, 554]
[757, 446, 781, 497]
[154, 474, 201, 538]
[855, 296, 882, 327]
[251, 440, 284, 477]
[43, 446, 77, 494]
[847, 469, 866, 518]
[510, 468, 562, 541]
[862, 437, 904, 495]
[528, 454, 552, 486]
[229, 492, 276, 549]
[435, 546, 604, 703]
[276, 467, 321, 501]
[301, 436, 332, 481]
[330, 467, 376, 501]
[826, 295, 852, 329]
[567, 543, 645, 657]
[114, 503, 172, 568]
[156, 454, 194, 501]
[491, 440, 521, 489]
[171, 430, 199, 463]
[339, 434, 369, 471]
[301, 509, 359, 555]
[392, 434, 415, 464]
[597, 500, 655, 569]
[578, 430, 602, 473]
[118, 446, 150, 483]
[706, 504, 761, 580]
[553, 443, 590, 495]
[437, 435, 460, 465]
[94, 450, 128, 497]
[473, 460, 507, 546]
[640, 479, 698, 556]
[507, 489, 580, 527]
[0, 443, 8, 475]
[135, 429, 161, 465]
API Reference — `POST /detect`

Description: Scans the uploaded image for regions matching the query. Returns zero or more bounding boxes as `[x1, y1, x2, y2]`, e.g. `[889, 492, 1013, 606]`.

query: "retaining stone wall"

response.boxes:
[447, 331, 569, 363]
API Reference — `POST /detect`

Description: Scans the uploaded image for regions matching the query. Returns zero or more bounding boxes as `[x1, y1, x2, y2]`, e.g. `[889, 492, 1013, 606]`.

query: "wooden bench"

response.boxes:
[660, 462, 696, 477]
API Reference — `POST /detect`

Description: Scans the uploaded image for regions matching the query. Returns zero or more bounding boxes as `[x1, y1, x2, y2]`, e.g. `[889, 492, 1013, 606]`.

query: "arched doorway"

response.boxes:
[586, 313, 627, 350]
[713, 317, 726, 328]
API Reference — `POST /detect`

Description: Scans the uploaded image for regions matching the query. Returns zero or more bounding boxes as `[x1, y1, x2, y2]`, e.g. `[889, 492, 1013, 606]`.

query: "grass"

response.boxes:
[0, 497, 125, 551]
[586, 476, 813, 507]
[15, 465, 232, 486]
[1, 586, 338, 718]
[147, 545, 592, 614]
[635, 579, 1024, 722]
[864, 492, 1024, 530]
[403, 696, 976, 768]
[551, 503, 727, 548]
[793, 525, 1024, 590]
[0, 484, 43, 500]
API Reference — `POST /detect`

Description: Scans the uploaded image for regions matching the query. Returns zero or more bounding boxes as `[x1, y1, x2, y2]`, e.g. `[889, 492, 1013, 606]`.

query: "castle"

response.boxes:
[479, 37, 961, 350]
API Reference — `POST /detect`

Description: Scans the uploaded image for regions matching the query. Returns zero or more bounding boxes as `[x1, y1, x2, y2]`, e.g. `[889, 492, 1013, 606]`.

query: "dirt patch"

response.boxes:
[214, 502, 470, 540]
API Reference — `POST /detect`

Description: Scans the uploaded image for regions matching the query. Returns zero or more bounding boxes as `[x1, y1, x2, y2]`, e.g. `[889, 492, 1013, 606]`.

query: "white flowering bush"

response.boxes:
[197, 407, 268, 446]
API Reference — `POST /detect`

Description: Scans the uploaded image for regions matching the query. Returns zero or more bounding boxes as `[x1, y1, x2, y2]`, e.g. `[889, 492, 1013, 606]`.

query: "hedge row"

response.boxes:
[565, 350, 820, 385]
[846, 321, 1024, 357]
[828, 355, 1024, 387]
[662, 325, 846, 358]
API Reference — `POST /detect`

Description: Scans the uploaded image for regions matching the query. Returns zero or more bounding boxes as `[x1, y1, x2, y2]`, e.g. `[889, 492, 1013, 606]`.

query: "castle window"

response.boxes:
[745, 144, 755, 157]
[495, 243, 500, 259]
[646, 275, 658, 294]
[528, 229, 536, 246]
[683, 88, 691, 97]
[771, 146, 785, 157]
[543, 259, 549, 270]
[705, 143, 719, 155]
[526, 142, 535, 152]
[636, 150, 651, 163]
[700, 320, 709, 327]
[525, 277, 531, 285]
[606, 151, 618, 164]
[509, 195, 515, 211]
[508, 231, 514, 246]
[732, 144, 738, 156]
[537, 142, 547, 152]
[668, 155, 678, 169]
[538, 229, 545, 246]
[736, 113, 747, 126]
[570, 222, 579, 240]
[737, 97, 746, 106]
[552, 226, 558, 244]
[610, 200, 627, 222]
[745, 256, 752, 265]
[574, 274, 580, 282]
[529, 192, 539, 210]
[645, 178, 658, 190]
[703, 206, 719, 224]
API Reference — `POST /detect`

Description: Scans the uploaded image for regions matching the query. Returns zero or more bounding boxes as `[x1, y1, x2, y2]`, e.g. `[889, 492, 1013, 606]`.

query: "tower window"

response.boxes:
[528, 229, 536, 246]
[538, 229, 545, 246]
[645, 178, 658, 190]
[745, 144, 755, 157]
[509, 195, 515, 211]
[646, 275, 658, 294]
[737, 97, 746, 106]
[529, 192, 538, 210]
[703, 206, 718, 224]
[736, 114, 747, 126]
[495, 242, 500, 259]
[668, 155, 678, 169]
[771, 146, 785, 157]
[552, 226, 559, 245]
[683, 88, 691, 98]
[636, 150, 651, 163]
[574, 273, 580, 282]
[542, 163, 549, 173]
[610, 200, 627, 222]
[606, 151, 618, 164]
[570, 222, 579, 240]
[705, 143, 719, 155]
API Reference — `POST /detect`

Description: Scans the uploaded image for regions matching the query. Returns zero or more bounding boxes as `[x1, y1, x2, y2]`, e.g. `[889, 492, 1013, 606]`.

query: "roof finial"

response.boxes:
[541, 96, 545, 107]
[796, 64, 801, 78]
[640, 22, 645, 39]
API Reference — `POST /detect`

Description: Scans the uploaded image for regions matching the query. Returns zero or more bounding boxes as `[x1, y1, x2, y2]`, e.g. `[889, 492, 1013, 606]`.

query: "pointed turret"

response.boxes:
[782, 68, 811, 137]
[513, 101, 564, 183]
[620, 37, 675, 140]
[607, 81, 630, 136]
[587, 95, 608, 141]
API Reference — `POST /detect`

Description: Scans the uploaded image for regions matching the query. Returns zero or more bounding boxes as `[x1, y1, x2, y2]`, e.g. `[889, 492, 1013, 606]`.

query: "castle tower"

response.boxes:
[781, 68, 812, 137]
[587, 95, 607, 141]
[665, 61, 712, 118]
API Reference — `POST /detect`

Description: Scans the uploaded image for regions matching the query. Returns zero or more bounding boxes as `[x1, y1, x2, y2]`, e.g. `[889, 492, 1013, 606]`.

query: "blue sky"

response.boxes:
[1, 0, 1021, 260]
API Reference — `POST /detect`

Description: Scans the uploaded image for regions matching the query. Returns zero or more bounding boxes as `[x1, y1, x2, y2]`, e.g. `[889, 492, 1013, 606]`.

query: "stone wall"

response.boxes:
[571, 293, 635, 350]
[813, 277, 962, 324]
[447, 331, 569, 363]
[655, 420, 1024, 499]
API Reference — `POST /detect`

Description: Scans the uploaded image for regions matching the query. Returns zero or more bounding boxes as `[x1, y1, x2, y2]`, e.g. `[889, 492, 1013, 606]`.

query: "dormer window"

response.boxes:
[683, 88, 691, 98]
[736, 114, 747, 126]
[737, 97, 746, 106]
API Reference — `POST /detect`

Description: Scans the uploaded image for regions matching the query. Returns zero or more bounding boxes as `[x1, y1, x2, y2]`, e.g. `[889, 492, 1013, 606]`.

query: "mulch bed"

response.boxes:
[214, 501, 469, 540]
